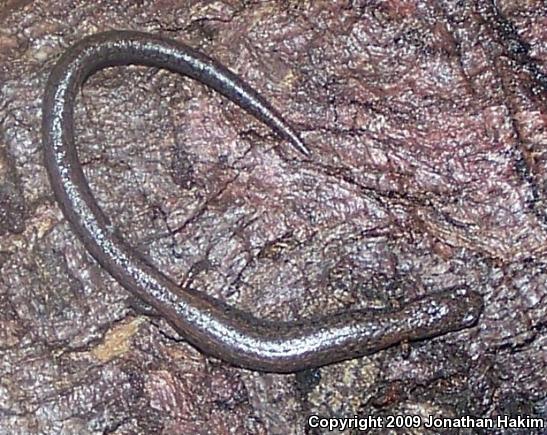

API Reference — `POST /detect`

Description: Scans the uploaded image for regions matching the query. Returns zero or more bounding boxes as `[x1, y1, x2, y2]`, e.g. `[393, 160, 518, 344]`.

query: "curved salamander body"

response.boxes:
[42, 31, 483, 373]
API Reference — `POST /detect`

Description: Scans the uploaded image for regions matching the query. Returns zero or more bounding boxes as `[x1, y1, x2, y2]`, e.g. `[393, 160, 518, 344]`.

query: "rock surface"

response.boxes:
[0, 1, 545, 433]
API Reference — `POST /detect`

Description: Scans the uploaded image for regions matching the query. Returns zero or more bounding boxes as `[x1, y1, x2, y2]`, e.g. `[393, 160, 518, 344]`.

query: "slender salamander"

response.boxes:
[42, 30, 483, 373]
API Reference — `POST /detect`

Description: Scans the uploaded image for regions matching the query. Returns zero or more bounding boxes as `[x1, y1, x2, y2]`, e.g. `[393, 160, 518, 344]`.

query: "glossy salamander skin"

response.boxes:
[42, 30, 483, 373]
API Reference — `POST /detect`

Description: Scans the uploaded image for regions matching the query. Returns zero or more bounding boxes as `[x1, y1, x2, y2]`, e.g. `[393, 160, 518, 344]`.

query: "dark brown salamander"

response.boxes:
[42, 30, 483, 373]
